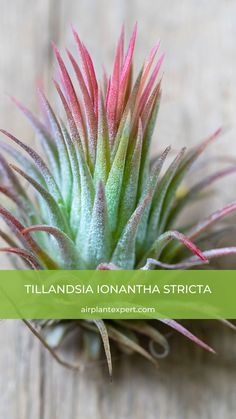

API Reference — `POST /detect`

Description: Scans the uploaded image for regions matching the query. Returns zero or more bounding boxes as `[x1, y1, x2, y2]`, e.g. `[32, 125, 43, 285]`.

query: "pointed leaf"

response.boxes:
[10, 165, 70, 234]
[94, 92, 110, 186]
[138, 86, 162, 199]
[0, 185, 29, 218]
[0, 229, 19, 247]
[167, 202, 236, 261]
[105, 114, 130, 231]
[21, 225, 80, 269]
[38, 89, 72, 205]
[140, 230, 207, 268]
[166, 165, 236, 229]
[106, 31, 123, 142]
[143, 247, 236, 269]
[116, 320, 169, 359]
[0, 142, 45, 185]
[105, 323, 158, 366]
[0, 247, 42, 269]
[112, 190, 152, 269]
[117, 120, 143, 235]
[72, 28, 98, 106]
[159, 319, 215, 353]
[0, 206, 58, 269]
[147, 148, 185, 247]
[11, 97, 60, 182]
[0, 153, 29, 199]
[93, 320, 112, 377]
[136, 145, 171, 251]
[112, 68, 143, 159]
[158, 128, 221, 233]
[0, 129, 62, 202]
[116, 23, 137, 119]
[86, 181, 111, 267]
[53, 44, 86, 136]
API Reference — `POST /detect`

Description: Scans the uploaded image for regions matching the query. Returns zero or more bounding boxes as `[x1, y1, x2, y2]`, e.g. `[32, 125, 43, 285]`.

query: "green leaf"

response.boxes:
[166, 201, 236, 262]
[116, 120, 143, 237]
[146, 148, 186, 248]
[111, 69, 143, 160]
[166, 165, 236, 230]
[105, 114, 131, 232]
[112, 190, 152, 269]
[21, 225, 81, 269]
[158, 128, 221, 234]
[12, 97, 61, 183]
[60, 124, 81, 235]
[138, 87, 161, 199]
[0, 142, 45, 185]
[94, 92, 110, 186]
[39, 90, 72, 207]
[0, 130, 62, 202]
[11, 165, 70, 234]
[139, 230, 207, 268]
[76, 152, 95, 253]
[136, 146, 171, 253]
[85, 181, 111, 268]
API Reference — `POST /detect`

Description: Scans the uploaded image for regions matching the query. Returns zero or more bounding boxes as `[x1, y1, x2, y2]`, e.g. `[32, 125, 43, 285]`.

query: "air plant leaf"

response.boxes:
[38, 89, 73, 206]
[0, 229, 20, 248]
[115, 320, 169, 358]
[140, 230, 208, 269]
[10, 97, 60, 183]
[149, 247, 236, 269]
[21, 225, 80, 269]
[105, 113, 131, 231]
[136, 145, 171, 252]
[105, 323, 158, 366]
[10, 165, 70, 234]
[165, 165, 236, 229]
[158, 128, 222, 235]
[146, 148, 186, 248]
[116, 120, 143, 236]
[0, 247, 42, 269]
[85, 181, 111, 268]
[0, 129, 62, 201]
[92, 319, 112, 377]
[112, 190, 152, 269]
[94, 92, 110, 186]
[0, 206, 58, 269]
[160, 319, 215, 353]
[0, 141, 45, 185]
[165, 202, 236, 262]
[0, 153, 29, 200]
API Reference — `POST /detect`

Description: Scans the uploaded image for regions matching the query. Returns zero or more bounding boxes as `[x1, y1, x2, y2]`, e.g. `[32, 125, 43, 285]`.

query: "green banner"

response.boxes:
[0, 270, 235, 319]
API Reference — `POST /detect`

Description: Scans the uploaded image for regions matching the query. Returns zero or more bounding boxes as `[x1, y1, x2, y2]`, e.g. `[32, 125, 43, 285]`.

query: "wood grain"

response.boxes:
[0, 320, 236, 418]
[0, 1, 236, 417]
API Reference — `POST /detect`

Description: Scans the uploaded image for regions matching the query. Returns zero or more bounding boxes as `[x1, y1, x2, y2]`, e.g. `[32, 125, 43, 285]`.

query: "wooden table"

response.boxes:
[0, 320, 235, 418]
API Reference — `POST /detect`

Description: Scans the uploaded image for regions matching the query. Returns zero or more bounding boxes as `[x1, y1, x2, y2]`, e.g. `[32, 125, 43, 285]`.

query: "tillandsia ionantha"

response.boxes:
[0, 24, 236, 375]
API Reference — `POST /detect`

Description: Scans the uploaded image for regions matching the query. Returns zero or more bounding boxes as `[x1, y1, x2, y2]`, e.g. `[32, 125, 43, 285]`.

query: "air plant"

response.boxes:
[0, 24, 236, 375]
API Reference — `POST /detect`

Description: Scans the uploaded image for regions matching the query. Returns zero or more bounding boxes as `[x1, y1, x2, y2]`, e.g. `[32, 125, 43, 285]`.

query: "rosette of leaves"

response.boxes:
[1, 25, 236, 376]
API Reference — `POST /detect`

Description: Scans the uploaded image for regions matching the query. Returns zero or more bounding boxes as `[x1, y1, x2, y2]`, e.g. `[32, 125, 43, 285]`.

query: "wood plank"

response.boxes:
[0, 320, 236, 418]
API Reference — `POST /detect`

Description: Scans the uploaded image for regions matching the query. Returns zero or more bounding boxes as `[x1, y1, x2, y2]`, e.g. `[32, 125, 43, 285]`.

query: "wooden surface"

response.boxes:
[0, 1, 236, 418]
[0, 320, 236, 418]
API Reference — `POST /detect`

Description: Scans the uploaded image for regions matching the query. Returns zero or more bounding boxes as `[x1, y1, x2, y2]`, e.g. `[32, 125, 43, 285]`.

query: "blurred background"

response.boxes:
[0, 1, 236, 418]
